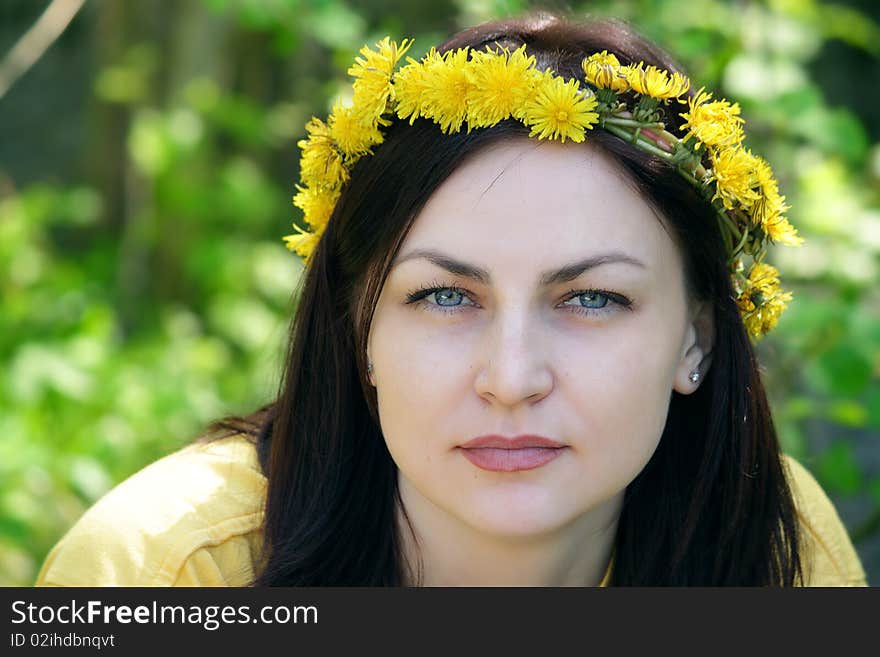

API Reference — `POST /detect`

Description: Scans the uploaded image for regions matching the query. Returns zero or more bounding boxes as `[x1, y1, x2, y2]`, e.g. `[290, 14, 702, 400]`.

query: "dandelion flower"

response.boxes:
[521, 73, 599, 143]
[586, 50, 622, 67]
[292, 184, 339, 231]
[708, 145, 761, 211]
[328, 103, 384, 158]
[764, 215, 801, 246]
[283, 221, 325, 261]
[393, 49, 443, 124]
[582, 51, 631, 92]
[348, 37, 413, 117]
[679, 89, 744, 149]
[297, 118, 347, 189]
[418, 48, 471, 133]
[582, 51, 628, 90]
[465, 45, 540, 128]
[736, 262, 793, 338]
[625, 63, 690, 100]
[751, 158, 803, 246]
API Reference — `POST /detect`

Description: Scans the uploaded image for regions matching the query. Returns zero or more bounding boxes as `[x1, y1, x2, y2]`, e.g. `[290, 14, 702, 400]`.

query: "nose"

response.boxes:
[473, 310, 554, 406]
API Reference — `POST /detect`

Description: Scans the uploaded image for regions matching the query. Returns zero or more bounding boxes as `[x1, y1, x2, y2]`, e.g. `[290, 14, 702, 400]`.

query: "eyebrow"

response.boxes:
[391, 248, 646, 286]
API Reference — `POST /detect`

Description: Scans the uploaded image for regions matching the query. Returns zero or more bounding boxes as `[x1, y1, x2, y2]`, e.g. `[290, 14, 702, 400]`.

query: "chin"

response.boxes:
[462, 494, 578, 540]
[467, 514, 574, 542]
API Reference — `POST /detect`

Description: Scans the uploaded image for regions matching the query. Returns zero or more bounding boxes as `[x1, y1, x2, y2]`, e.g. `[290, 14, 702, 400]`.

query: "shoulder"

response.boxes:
[781, 454, 868, 586]
[35, 433, 267, 587]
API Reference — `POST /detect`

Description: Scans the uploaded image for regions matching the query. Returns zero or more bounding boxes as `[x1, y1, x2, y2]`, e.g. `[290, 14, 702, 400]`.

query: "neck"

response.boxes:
[395, 475, 621, 587]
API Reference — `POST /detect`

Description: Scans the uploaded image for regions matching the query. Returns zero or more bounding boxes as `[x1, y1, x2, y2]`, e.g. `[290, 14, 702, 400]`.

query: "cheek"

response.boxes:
[371, 320, 467, 464]
[376, 324, 465, 410]
[564, 320, 683, 483]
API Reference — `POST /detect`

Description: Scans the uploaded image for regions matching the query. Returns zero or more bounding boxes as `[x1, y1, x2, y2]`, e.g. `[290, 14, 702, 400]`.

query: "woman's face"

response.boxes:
[367, 137, 708, 540]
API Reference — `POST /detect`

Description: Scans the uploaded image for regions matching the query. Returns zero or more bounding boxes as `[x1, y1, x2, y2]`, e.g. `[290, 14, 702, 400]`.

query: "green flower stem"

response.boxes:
[677, 165, 713, 197]
[603, 124, 674, 160]
[716, 208, 748, 254]
[729, 224, 750, 262]
[639, 129, 675, 154]
[657, 129, 690, 157]
[607, 111, 681, 155]
[656, 127, 681, 144]
[603, 116, 665, 130]
[717, 206, 744, 242]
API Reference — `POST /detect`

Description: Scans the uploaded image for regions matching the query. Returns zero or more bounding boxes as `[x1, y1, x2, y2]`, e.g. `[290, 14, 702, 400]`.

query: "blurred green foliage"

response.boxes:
[0, 0, 878, 585]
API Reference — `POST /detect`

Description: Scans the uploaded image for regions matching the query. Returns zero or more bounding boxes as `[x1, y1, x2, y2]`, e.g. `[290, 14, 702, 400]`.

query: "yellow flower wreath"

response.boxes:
[283, 37, 803, 339]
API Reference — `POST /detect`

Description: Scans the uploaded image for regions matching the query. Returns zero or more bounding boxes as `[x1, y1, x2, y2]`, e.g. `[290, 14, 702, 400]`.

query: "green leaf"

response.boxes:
[816, 442, 864, 495]
[774, 85, 824, 117]
[817, 108, 870, 165]
[783, 395, 815, 422]
[807, 343, 873, 397]
[825, 400, 867, 428]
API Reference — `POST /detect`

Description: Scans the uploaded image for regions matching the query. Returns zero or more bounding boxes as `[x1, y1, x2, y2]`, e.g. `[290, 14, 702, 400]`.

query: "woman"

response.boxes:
[36, 13, 867, 586]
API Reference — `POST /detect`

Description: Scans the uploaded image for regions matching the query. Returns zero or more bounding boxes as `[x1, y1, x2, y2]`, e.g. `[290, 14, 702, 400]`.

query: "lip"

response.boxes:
[458, 434, 566, 472]
[460, 434, 566, 449]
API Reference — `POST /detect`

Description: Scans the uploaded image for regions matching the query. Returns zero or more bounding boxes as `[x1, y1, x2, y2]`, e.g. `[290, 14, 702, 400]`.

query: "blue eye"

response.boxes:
[405, 285, 475, 314]
[405, 280, 631, 317]
[432, 288, 469, 307]
[572, 291, 609, 309]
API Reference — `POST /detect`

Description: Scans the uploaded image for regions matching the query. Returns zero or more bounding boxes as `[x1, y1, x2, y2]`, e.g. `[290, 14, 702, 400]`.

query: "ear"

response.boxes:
[673, 301, 715, 395]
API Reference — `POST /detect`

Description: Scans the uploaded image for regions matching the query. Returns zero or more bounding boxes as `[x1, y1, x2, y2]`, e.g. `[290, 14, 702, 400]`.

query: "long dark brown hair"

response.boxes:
[210, 13, 803, 586]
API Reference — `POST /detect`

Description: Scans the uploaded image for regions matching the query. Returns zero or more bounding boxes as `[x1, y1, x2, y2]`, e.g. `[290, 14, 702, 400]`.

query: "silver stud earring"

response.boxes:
[688, 370, 700, 383]
[367, 360, 373, 376]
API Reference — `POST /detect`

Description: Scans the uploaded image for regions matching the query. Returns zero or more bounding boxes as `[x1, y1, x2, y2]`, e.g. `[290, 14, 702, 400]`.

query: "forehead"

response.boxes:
[394, 137, 679, 277]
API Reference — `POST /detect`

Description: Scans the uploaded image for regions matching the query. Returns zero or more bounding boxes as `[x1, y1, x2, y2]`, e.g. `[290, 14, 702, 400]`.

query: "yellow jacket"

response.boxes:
[34, 434, 868, 586]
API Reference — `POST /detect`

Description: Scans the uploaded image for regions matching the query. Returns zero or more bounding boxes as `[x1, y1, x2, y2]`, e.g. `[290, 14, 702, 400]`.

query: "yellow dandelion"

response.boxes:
[343, 91, 388, 128]
[583, 50, 621, 71]
[625, 63, 690, 100]
[679, 88, 745, 149]
[765, 215, 802, 246]
[297, 118, 347, 189]
[392, 49, 442, 124]
[283, 221, 325, 261]
[351, 79, 393, 120]
[587, 51, 621, 67]
[751, 158, 803, 246]
[708, 145, 761, 211]
[350, 74, 392, 120]
[582, 51, 631, 92]
[465, 45, 540, 128]
[348, 37, 413, 118]
[328, 103, 384, 158]
[349, 37, 413, 81]
[521, 72, 599, 143]
[736, 262, 793, 338]
[292, 184, 340, 231]
[419, 47, 472, 133]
